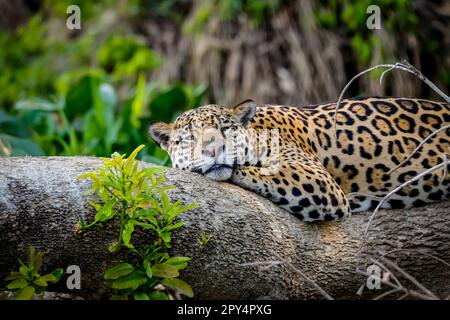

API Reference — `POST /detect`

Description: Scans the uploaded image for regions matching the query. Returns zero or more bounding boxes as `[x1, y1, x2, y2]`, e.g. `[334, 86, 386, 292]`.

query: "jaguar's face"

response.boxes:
[148, 100, 257, 181]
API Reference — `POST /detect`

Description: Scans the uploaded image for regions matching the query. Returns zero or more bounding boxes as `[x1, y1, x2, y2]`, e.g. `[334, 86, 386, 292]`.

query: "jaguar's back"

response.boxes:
[149, 97, 450, 222]
[249, 97, 450, 212]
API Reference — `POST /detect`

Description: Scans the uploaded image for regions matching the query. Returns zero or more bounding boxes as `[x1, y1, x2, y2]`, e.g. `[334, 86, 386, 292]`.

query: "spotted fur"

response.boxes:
[149, 97, 450, 222]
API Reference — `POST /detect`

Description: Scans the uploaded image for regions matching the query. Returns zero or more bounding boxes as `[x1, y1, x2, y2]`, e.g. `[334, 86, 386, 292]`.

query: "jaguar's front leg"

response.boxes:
[231, 154, 351, 222]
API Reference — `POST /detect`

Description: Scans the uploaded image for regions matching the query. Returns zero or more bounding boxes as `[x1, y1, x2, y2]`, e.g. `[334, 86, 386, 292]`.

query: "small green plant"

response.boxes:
[3, 246, 63, 300]
[78, 145, 198, 300]
[199, 231, 212, 250]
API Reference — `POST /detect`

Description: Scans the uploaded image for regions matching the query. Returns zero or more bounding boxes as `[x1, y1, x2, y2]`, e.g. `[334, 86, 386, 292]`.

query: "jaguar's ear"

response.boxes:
[148, 121, 173, 150]
[231, 99, 257, 127]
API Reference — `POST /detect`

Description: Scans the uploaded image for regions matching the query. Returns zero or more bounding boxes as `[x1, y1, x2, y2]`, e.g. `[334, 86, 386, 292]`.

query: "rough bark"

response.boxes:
[0, 157, 449, 300]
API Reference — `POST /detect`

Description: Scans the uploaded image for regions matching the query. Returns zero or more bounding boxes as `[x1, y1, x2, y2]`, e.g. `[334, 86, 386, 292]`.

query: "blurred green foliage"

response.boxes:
[0, 2, 206, 164]
[182, 0, 283, 32]
[0, 0, 447, 161]
[315, 0, 418, 65]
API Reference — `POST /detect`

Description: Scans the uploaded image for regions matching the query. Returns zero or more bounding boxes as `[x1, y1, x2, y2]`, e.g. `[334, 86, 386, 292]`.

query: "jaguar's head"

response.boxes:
[148, 100, 257, 181]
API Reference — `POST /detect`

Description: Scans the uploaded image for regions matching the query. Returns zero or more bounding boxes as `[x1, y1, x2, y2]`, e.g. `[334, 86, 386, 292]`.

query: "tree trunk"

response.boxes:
[0, 157, 448, 300]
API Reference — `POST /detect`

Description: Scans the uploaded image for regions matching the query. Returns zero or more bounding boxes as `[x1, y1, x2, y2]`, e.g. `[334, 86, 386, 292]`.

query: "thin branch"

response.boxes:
[377, 256, 440, 300]
[441, 153, 449, 182]
[368, 257, 402, 288]
[333, 61, 450, 138]
[397, 61, 450, 103]
[241, 260, 283, 271]
[241, 255, 334, 300]
[355, 269, 436, 300]
[397, 292, 410, 300]
[383, 249, 450, 269]
[347, 192, 385, 201]
[379, 65, 399, 85]
[356, 255, 440, 300]
[362, 161, 450, 242]
[333, 64, 409, 138]
[373, 288, 401, 300]
[387, 124, 450, 175]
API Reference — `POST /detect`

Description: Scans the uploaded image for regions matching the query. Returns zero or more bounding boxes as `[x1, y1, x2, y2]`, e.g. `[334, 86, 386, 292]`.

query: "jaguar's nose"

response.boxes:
[202, 144, 224, 159]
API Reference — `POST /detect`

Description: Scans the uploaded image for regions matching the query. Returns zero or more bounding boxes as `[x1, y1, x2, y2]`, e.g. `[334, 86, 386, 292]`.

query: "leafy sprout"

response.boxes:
[78, 145, 198, 300]
[3, 246, 63, 300]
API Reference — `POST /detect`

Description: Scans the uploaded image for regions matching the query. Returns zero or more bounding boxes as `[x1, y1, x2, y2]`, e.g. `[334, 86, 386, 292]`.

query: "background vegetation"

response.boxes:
[0, 0, 448, 163]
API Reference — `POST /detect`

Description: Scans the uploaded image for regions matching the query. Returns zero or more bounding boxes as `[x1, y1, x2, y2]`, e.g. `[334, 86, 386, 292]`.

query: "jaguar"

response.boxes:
[149, 97, 450, 222]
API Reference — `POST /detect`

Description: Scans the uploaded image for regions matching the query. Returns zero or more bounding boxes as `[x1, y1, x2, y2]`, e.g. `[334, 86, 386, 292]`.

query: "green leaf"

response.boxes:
[104, 263, 135, 280]
[159, 231, 171, 243]
[133, 292, 149, 300]
[147, 291, 168, 300]
[166, 256, 191, 270]
[161, 278, 194, 298]
[160, 192, 170, 211]
[99, 83, 117, 110]
[4, 272, 23, 281]
[19, 264, 29, 277]
[14, 97, 62, 112]
[126, 144, 145, 165]
[94, 199, 117, 223]
[32, 251, 44, 275]
[79, 218, 88, 229]
[142, 167, 166, 178]
[7, 278, 29, 289]
[112, 271, 147, 290]
[108, 242, 121, 253]
[122, 220, 135, 248]
[148, 86, 188, 123]
[131, 74, 149, 128]
[143, 259, 152, 279]
[15, 286, 35, 300]
[78, 172, 101, 184]
[0, 110, 31, 138]
[151, 263, 179, 278]
[175, 203, 200, 216]
[165, 220, 184, 231]
[64, 75, 100, 120]
[41, 272, 59, 283]
[87, 201, 102, 211]
[28, 246, 36, 266]
[0, 134, 44, 156]
[49, 268, 64, 283]
[132, 220, 154, 230]
[33, 276, 48, 287]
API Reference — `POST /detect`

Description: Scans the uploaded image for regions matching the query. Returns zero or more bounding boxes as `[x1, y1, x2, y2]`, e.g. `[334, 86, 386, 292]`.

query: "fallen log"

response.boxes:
[0, 157, 448, 299]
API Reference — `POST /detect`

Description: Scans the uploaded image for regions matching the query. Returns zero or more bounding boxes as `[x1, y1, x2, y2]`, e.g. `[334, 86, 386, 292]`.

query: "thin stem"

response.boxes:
[347, 192, 384, 201]
[333, 63, 413, 138]
[362, 161, 449, 243]
[387, 124, 450, 175]
[377, 256, 439, 300]
[373, 288, 401, 300]
[118, 202, 127, 247]
[440, 153, 448, 182]
[58, 109, 79, 155]
[383, 249, 450, 269]
[241, 255, 334, 300]
[333, 61, 450, 139]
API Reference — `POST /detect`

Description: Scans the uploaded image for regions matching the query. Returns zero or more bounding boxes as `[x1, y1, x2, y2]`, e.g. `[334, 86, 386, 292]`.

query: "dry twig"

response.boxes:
[333, 61, 450, 138]
[383, 248, 450, 269]
[387, 124, 450, 175]
[362, 161, 450, 242]
[356, 256, 440, 300]
[241, 255, 334, 300]
[347, 192, 384, 201]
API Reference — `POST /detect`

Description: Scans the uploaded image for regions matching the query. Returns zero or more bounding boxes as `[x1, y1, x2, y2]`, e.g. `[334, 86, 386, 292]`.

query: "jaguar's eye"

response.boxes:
[220, 126, 231, 134]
